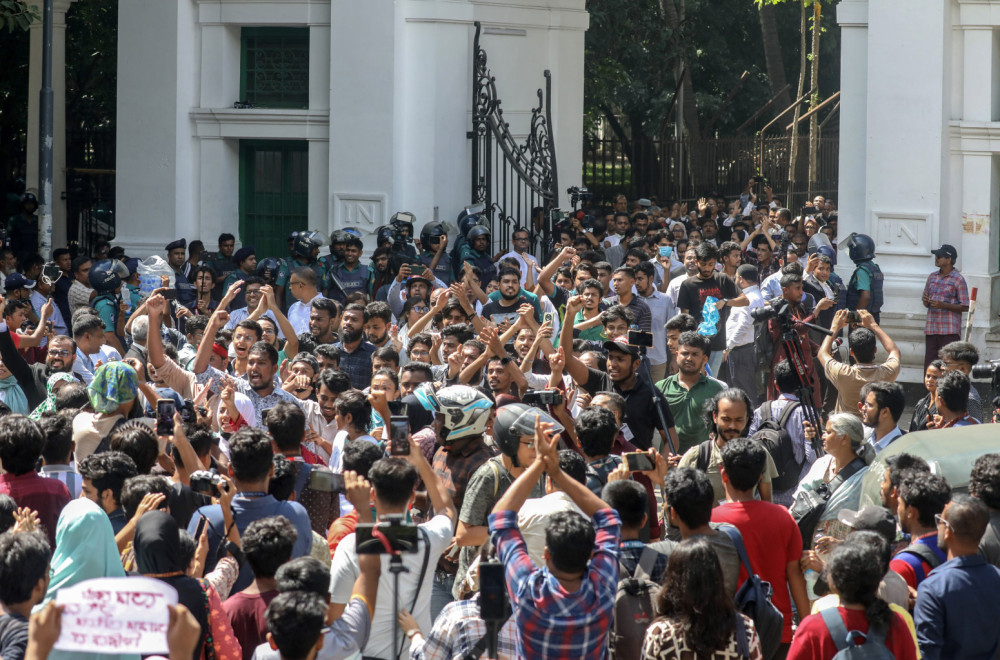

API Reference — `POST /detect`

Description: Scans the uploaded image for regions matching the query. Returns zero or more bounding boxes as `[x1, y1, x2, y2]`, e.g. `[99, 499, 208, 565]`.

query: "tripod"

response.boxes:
[637, 345, 677, 455]
[389, 553, 408, 660]
[775, 315, 831, 433]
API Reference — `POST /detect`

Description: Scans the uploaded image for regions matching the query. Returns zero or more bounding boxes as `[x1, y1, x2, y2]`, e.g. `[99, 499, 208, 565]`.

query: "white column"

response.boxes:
[958, 152, 996, 335]
[26, 0, 73, 251]
[835, 0, 869, 282]
[963, 27, 994, 122]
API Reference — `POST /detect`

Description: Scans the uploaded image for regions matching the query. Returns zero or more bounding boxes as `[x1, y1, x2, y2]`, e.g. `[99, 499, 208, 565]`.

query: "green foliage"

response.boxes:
[0, 0, 37, 32]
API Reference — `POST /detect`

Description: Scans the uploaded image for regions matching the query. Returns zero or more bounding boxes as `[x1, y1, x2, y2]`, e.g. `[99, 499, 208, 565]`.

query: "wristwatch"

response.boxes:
[721, 298, 729, 307]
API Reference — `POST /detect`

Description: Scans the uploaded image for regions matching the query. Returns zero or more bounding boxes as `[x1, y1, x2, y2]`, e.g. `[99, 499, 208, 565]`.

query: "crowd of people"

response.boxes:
[0, 187, 998, 660]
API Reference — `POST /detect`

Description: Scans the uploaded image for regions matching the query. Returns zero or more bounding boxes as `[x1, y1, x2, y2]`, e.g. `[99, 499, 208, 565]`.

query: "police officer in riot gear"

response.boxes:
[844, 233, 883, 323]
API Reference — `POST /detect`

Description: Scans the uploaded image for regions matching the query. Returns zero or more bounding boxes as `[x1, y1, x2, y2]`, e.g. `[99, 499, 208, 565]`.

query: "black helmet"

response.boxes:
[493, 403, 564, 467]
[390, 212, 415, 237]
[420, 222, 447, 248]
[89, 259, 128, 294]
[292, 233, 319, 259]
[843, 233, 876, 262]
[466, 225, 490, 244]
[255, 257, 282, 284]
[455, 204, 486, 226]
[376, 226, 396, 247]
[20, 192, 38, 209]
[458, 214, 485, 239]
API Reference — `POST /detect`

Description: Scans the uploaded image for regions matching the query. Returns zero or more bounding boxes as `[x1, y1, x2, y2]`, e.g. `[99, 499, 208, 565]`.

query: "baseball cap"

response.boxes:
[931, 244, 958, 261]
[5, 272, 36, 291]
[603, 335, 640, 357]
[838, 506, 897, 543]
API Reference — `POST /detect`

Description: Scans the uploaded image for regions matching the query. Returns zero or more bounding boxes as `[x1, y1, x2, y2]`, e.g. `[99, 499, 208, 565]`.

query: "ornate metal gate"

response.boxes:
[469, 22, 559, 257]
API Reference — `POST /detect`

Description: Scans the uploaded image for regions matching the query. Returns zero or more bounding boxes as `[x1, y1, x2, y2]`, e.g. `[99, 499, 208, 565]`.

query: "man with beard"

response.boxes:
[0, 295, 77, 408]
[915, 495, 1000, 660]
[561, 335, 679, 452]
[363, 301, 393, 349]
[194, 336, 303, 428]
[890, 471, 951, 591]
[309, 297, 339, 346]
[334, 303, 376, 389]
[371, 246, 394, 301]
[166, 238, 197, 310]
[859, 381, 906, 456]
[657, 332, 726, 454]
[481, 268, 538, 329]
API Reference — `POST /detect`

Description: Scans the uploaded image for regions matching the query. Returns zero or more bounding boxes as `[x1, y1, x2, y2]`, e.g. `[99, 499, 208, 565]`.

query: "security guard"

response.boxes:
[166, 238, 197, 310]
[223, 245, 257, 309]
[419, 222, 451, 285]
[276, 232, 332, 302]
[845, 233, 884, 323]
[459, 225, 497, 286]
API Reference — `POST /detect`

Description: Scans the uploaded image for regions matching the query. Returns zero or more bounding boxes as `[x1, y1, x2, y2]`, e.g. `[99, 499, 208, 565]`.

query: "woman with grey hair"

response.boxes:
[792, 413, 869, 599]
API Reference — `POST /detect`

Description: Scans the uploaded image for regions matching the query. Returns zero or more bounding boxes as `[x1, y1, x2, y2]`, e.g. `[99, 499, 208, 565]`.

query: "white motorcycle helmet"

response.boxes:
[414, 383, 493, 443]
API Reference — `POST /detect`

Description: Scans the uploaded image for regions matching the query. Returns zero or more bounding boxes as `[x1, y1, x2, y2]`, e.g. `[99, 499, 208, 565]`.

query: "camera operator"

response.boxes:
[328, 437, 457, 660]
[761, 271, 831, 409]
[818, 310, 900, 417]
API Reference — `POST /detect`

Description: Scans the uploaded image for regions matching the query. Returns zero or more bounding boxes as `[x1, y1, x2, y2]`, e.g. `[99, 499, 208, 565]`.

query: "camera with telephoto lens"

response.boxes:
[522, 389, 564, 408]
[307, 468, 345, 493]
[190, 470, 223, 497]
[972, 361, 1000, 380]
[750, 301, 793, 323]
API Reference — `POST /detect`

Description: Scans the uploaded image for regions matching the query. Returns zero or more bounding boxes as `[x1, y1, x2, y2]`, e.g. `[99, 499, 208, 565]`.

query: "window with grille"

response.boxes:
[240, 27, 310, 108]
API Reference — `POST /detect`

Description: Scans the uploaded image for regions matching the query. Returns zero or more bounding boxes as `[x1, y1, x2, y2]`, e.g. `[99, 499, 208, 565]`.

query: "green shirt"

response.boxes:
[655, 374, 726, 454]
[573, 311, 607, 342]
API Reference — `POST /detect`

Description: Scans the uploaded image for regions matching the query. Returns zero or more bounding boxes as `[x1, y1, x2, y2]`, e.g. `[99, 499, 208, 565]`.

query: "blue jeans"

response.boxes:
[707, 350, 724, 382]
[430, 572, 455, 622]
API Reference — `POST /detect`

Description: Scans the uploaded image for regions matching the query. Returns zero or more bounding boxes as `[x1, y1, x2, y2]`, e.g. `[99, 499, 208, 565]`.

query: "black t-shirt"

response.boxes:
[0, 613, 28, 660]
[547, 286, 570, 325]
[579, 367, 674, 450]
[482, 296, 533, 326]
[169, 482, 212, 531]
[676, 273, 740, 352]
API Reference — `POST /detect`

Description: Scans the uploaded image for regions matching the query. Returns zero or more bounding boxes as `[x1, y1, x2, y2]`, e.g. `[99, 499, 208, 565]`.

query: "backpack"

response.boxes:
[750, 401, 802, 492]
[717, 524, 784, 660]
[610, 546, 660, 660]
[897, 542, 944, 584]
[819, 608, 894, 659]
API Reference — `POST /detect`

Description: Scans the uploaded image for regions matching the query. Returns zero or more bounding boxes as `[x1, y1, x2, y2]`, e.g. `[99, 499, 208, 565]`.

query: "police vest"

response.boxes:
[334, 263, 370, 300]
[420, 252, 452, 285]
[93, 293, 121, 340]
[847, 260, 884, 316]
[466, 250, 497, 286]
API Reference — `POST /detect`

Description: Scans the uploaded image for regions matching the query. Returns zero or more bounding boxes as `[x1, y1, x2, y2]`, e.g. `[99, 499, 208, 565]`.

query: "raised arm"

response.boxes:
[192, 309, 229, 375]
[263, 286, 297, 357]
[401, 429, 456, 525]
[462, 262, 489, 304]
[818, 309, 847, 368]
[533, 246, 575, 298]
[409, 288, 449, 338]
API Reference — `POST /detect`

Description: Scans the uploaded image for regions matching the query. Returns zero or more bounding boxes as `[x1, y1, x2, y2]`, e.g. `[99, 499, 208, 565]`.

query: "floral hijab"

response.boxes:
[29, 372, 78, 420]
[87, 361, 139, 414]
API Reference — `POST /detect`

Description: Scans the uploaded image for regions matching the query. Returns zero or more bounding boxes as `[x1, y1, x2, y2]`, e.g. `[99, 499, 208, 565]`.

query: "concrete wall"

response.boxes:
[116, 0, 588, 256]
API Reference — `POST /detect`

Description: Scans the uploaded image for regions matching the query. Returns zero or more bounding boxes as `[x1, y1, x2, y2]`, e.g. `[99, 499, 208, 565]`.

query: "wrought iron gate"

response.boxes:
[469, 22, 559, 257]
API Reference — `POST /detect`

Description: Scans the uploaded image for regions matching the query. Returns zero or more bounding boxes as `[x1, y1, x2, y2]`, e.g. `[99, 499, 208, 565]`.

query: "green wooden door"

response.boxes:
[238, 140, 309, 259]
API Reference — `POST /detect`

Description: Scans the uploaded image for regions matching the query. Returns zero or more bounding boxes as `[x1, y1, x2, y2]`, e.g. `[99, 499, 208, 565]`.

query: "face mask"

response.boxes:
[659, 246, 673, 259]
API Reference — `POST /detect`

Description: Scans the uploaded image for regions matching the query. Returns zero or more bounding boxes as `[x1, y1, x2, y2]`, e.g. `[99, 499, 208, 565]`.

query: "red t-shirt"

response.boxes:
[888, 531, 944, 590]
[223, 589, 278, 660]
[711, 500, 803, 642]
[787, 607, 918, 660]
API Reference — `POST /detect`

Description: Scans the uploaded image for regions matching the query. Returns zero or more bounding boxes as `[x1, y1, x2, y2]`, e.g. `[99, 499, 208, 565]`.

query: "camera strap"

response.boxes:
[292, 462, 313, 500]
[393, 527, 431, 660]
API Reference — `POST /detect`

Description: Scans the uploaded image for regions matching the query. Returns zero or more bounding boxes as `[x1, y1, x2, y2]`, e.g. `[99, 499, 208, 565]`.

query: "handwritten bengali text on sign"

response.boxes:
[54, 577, 178, 655]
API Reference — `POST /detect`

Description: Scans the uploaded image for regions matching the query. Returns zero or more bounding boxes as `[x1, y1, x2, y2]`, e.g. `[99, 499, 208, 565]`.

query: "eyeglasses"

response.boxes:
[413, 307, 430, 314]
[934, 513, 952, 530]
[48, 350, 71, 357]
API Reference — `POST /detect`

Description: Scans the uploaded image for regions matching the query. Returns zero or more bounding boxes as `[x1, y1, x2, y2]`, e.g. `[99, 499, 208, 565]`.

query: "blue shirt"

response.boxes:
[187, 495, 313, 594]
[915, 554, 1000, 660]
[333, 340, 377, 390]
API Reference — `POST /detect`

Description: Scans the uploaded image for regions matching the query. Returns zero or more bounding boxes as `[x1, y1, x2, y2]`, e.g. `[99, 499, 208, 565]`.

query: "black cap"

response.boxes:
[838, 506, 897, 543]
[931, 244, 958, 261]
[165, 238, 187, 252]
[603, 336, 640, 357]
[232, 246, 256, 265]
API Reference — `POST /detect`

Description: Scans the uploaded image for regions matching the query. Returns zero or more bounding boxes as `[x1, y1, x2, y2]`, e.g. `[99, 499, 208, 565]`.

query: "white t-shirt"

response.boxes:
[330, 430, 378, 515]
[517, 492, 585, 568]
[329, 514, 454, 660]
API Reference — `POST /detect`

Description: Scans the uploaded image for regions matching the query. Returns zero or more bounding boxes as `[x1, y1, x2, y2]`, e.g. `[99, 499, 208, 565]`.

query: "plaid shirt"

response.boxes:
[431, 438, 496, 514]
[489, 508, 621, 660]
[923, 269, 969, 335]
[408, 595, 517, 660]
[333, 340, 377, 390]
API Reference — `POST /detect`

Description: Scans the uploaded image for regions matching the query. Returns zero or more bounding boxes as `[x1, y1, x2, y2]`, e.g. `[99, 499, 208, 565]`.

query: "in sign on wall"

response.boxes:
[872, 212, 933, 258]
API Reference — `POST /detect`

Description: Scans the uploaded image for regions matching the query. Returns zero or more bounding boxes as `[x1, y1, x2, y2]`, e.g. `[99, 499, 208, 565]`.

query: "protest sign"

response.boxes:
[54, 577, 178, 655]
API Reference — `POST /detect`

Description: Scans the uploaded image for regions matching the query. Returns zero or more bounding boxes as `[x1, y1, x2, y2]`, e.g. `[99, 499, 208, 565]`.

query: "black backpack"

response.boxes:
[610, 546, 660, 660]
[750, 400, 802, 492]
[718, 524, 784, 660]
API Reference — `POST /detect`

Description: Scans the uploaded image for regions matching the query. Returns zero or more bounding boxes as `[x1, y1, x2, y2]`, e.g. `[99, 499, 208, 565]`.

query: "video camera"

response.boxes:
[522, 389, 564, 408]
[567, 186, 592, 208]
[190, 470, 224, 497]
[355, 514, 420, 554]
[751, 301, 794, 324]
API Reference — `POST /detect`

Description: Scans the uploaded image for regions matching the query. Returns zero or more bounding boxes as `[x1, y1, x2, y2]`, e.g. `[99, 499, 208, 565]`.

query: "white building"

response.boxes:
[838, 0, 1000, 378]
[111, 0, 588, 261]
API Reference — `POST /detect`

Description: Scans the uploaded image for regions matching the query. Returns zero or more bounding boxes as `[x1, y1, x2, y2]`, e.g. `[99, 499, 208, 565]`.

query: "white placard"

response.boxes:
[54, 577, 178, 655]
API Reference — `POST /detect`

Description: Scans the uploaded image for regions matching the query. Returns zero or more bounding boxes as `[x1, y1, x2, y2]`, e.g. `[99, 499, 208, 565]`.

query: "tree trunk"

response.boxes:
[759, 3, 792, 113]
[807, 1, 822, 199]
[787, 0, 808, 210]
[660, 0, 703, 194]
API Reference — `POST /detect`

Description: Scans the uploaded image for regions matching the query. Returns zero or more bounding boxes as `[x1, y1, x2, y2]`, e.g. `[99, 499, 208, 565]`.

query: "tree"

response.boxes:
[0, 0, 36, 32]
